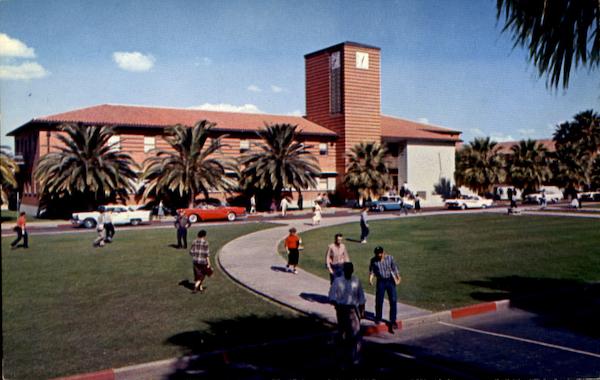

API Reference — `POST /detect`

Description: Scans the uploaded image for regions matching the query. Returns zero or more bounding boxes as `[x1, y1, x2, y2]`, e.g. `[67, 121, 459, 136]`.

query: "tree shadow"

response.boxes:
[162, 314, 454, 379]
[345, 238, 362, 243]
[463, 276, 600, 337]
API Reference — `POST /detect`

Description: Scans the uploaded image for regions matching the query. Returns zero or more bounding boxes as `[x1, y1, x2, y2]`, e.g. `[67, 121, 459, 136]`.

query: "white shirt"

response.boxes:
[329, 275, 366, 306]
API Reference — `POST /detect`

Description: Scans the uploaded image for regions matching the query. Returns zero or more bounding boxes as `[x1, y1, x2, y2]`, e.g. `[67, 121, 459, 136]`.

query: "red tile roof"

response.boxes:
[12, 104, 337, 137]
[381, 115, 461, 142]
[494, 139, 556, 153]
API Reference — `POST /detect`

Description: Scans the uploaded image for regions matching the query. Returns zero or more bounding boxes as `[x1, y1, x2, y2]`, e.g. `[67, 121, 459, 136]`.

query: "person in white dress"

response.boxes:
[312, 202, 322, 225]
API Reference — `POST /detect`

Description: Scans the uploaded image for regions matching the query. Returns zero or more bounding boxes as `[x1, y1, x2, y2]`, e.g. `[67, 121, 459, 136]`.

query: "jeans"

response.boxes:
[375, 277, 397, 323]
[329, 263, 344, 283]
[360, 221, 369, 241]
[177, 228, 188, 248]
[11, 227, 28, 248]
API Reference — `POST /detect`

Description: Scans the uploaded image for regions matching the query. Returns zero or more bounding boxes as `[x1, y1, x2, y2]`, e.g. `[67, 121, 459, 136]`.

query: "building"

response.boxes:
[8, 41, 461, 214]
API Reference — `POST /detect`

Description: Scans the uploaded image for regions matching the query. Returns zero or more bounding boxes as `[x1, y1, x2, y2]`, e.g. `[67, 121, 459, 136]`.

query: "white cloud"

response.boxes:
[417, 117, 429, 124]
[0, 61, 48, 80]
[188, 103, 262, 113]
[490, 133, 515, 143]
[247, 84, 262, 92]
[469, 128, 485, 136]
[0, 33, 36, 58]
[517, 128, 536, 136]
[112, 51, 155, 72]
[287, 110, 303, 116]
[270, 85, 284, 93]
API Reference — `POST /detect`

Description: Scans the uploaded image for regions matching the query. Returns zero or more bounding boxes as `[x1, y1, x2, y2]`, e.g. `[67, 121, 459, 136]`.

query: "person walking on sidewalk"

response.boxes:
[280, 197, 289, 217]
[250, 195, 256, 214]
[189, 229, 213, 293]
[414, 194, 422, 214]
[175, 210, 191, 249]
[93, 208, 106, 248]
[284, 227, 302, 274]
[10, 212, 28, 249]
[312, 202, 322, 225]
[326, 233, 350, 283]
[328, 262, 366, 367]
[104, 208, 115, 243]
[360, 207, 369, 244]
[369, 246, 401, 334]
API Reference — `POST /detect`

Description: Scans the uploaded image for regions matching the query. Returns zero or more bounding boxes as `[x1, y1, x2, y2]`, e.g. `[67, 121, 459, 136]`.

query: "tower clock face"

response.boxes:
[330, 51, 341, 69]
[356, 51, 369, 69]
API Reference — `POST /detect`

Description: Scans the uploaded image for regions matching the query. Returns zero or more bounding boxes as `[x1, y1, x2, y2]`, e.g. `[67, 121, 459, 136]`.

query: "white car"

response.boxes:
[524, 187, 563, 204]
[445, 195, 493, 210]
[71, 205, 152, 228]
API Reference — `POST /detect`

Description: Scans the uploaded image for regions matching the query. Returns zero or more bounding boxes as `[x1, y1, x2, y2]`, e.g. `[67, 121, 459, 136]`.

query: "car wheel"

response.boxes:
[83, 218, 96, 229]
[461, 204, 467, 210]
[188, 214, 199, 223]
[227, 212, 236, 222]
[481, 204, 487, 209]
[130, 219, 141, 226]
[378, 205, 385, 212]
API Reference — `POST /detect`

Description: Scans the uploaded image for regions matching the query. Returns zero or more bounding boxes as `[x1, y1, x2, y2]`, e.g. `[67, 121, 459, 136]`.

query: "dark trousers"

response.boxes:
[375, 278, 397, 324]
[104, 223, 115, 241]
[177, 227, 188, 248]
[329, 263, 344, 284]
[335, 304, 362, 365]
[11, 227, 28, 248]
[360, 221, 369, 241]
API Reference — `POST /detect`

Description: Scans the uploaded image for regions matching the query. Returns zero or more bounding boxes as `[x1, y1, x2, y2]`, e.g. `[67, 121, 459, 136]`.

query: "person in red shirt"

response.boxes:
[284, 227, 302, 274]
[11, 211, 28, 249]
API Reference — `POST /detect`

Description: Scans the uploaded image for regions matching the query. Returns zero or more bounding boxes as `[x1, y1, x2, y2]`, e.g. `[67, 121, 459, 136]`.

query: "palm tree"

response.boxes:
[240, 124, 320, 205]
[552, 110, 600, 191]
[141, 120, 236, 207]
[34, 124, 138, 210]
[497, 0, 600, 89]
[1, 146, 18, 205]
[455, 137, 504, 195]
[344, 141, 391, 204]
[506, 139, 550, 194]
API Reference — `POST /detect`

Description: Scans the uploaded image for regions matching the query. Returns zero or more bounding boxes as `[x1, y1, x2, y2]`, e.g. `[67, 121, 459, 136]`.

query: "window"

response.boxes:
[240, 140, 250, 153]
[144, 136, 155, 152]
[319, 143, 328, 155]
[327, 177, 336, 191]
[330, 51, 342, 114]
[318, 178, 328, 191]
[108, 135, 121, 150]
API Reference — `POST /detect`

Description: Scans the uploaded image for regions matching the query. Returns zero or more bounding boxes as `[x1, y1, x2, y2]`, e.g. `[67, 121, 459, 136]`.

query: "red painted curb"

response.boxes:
[451, 302, 497, 319]
[363, 321, 402, 336]
[53, 369, 115, 380]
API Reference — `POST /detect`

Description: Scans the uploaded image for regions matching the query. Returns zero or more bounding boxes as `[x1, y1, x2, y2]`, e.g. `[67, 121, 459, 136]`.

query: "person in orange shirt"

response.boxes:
[284, 227, 302, 274]
[11, 211, 28, 249]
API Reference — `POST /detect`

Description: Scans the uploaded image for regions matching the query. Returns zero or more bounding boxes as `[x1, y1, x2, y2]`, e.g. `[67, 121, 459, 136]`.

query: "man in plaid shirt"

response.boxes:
[189, 230, 212, 293]
[369, 246, 401, 333]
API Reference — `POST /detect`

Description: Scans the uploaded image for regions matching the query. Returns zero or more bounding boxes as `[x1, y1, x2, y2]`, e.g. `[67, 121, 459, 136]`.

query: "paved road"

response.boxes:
[369, 307, 600, 379]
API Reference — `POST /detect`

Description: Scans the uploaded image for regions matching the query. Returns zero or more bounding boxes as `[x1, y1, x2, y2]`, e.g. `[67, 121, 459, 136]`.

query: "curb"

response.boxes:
[363, 299, 510, 336]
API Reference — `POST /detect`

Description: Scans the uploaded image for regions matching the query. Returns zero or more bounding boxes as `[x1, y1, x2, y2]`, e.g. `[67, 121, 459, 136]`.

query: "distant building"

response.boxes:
[8, 42, 461, 214]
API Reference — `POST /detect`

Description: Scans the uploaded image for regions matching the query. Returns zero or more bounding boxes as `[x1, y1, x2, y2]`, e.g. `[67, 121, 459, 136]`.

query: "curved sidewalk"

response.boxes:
[218, 212, 445, 326]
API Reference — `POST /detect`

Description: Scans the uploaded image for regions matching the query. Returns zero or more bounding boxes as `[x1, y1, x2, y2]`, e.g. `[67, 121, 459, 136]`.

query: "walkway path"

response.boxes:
[219, 210, 477, 326]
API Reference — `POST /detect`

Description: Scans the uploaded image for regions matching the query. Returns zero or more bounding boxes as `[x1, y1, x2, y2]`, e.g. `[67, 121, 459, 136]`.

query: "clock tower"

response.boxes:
[305, 42, 382, 190]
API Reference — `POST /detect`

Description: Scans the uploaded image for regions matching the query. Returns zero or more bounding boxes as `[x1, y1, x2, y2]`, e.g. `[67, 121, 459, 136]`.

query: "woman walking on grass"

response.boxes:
[189, 229, 213, 293]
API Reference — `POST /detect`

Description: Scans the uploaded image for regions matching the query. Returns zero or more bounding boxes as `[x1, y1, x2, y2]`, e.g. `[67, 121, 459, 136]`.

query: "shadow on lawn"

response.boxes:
[162, 315, 450, 379]
[464, 276, 600, 337]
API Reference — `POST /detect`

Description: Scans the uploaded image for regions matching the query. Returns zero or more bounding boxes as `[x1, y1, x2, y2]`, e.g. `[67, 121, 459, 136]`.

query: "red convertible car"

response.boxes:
[178, 204, 247, 223]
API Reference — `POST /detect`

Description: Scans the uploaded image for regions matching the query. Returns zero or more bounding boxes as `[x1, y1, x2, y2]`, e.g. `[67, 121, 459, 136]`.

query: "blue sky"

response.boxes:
[1, 0, 598, 150]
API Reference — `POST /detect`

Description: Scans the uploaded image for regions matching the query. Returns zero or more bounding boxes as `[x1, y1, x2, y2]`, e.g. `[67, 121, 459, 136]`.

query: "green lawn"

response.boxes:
[293, 214, 600, 311]
[2, 223, 327, 379]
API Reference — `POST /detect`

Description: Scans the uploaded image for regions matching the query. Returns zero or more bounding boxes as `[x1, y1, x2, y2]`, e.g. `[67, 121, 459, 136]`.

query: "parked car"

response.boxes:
[71, 205, 152, 228]
[370, 196, 415, 212]
[445, 195, 493, 210]
[578, 191, 600, 202]
[178, 204, 247, 223]
[523, 186, 563, 204]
